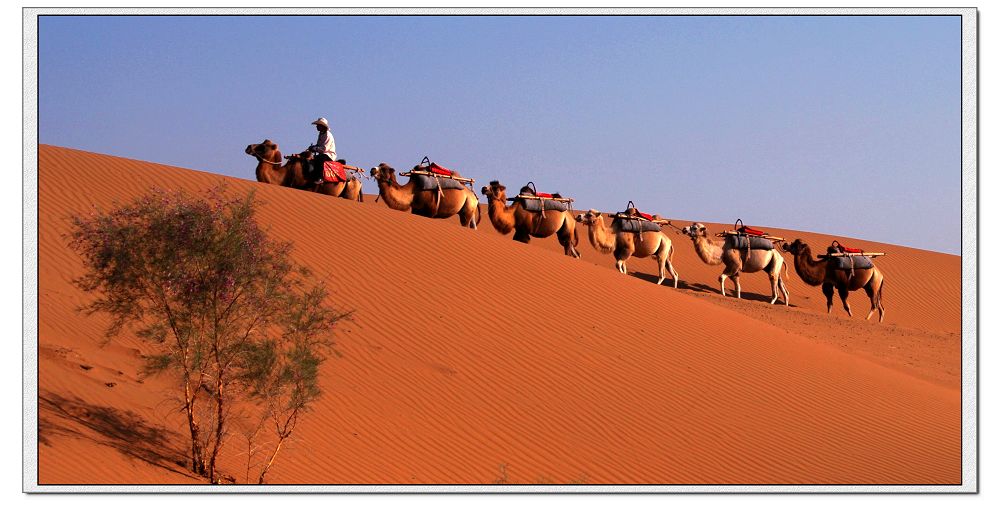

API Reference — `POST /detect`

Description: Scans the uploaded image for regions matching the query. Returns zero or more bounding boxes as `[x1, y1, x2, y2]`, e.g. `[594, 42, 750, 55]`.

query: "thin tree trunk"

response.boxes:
[209, 373, 225, 483]
[183, 379, 205, 475]
[257, 437, 286, 485]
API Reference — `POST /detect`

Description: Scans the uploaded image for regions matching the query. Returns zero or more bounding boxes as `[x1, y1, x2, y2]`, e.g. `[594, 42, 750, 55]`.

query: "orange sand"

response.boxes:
[36, 145, 961, 485]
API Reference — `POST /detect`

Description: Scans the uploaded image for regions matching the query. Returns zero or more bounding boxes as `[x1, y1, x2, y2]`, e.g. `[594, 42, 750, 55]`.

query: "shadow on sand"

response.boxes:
[627, 272, 794, 306]
[38, 391, 197, 478]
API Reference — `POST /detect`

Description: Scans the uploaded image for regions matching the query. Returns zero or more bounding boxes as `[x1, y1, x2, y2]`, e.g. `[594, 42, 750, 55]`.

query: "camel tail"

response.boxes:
[573, 223, 580, 247]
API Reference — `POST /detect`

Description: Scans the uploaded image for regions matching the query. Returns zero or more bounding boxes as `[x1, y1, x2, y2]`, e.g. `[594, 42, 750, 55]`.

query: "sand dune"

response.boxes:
[36, 145, 961, 485]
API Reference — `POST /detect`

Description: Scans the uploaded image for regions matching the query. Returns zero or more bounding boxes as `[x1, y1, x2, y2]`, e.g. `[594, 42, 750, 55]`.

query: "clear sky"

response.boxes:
[38, 15, 961, 254]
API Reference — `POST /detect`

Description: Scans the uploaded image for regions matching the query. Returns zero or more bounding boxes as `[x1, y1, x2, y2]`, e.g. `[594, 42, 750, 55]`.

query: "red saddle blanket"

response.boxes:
[323, 161, 347, 183]
[738, 226, 766, 236]
[428, 162, 454, 177]
[534, 192, 554, 198]
[636, 211, 653, 221]
[841, 246, 864, 253]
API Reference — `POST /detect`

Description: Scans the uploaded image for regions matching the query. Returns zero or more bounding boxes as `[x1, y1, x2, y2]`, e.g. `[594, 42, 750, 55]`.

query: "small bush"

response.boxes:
[69, 184, 347, 483]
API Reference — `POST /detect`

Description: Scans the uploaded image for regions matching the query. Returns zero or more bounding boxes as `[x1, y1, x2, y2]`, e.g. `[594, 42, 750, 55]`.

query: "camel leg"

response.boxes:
[616, 258, 627, 274]
[459, 210, 474, 229]
[778, 276, 789, 306]
[864, 283, 878, 321]
[654, 249, 667, 286]
[822, 282, 835, 313]
[877, 280, 885, 323]
[734, 274, 742, 299]
[768, 273, 780, 305]
[665, 259, 679, 289]
[719, 274, 728, 297]
[865, 276, 885, 323]
[616, 245, 633, 275]
[838, 285, 852, 316]
[557, 221, 579, 258]
[512, 228, 531, 244]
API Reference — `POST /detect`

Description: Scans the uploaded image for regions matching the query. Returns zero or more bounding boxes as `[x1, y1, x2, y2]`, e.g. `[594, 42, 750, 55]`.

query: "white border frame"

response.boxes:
[22, 6, 978, 494]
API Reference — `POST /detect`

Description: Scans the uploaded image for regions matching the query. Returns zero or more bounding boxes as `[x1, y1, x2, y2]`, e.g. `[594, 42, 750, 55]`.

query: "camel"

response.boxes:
[369, 163, 480, 229]
[480, 181, 580, 258]
[680, 223, 789, 305]
[574, 209, 679, 287]
[781, 239, 885, 322]
[245, 140, 363, 202]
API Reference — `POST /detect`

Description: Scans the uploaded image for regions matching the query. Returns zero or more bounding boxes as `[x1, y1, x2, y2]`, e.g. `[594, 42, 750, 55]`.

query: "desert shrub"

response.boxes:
[69, 185, 347, 483]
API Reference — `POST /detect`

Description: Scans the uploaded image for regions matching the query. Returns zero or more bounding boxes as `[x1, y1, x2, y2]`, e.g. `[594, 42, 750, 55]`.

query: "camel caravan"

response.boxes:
[245, 120, 889, 321]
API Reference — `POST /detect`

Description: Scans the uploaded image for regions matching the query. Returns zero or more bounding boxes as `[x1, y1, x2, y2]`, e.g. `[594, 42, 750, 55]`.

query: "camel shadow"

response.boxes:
[666, 280, 798, 307]
[38, 391, 197, 478]
[627, 272, 709, 293]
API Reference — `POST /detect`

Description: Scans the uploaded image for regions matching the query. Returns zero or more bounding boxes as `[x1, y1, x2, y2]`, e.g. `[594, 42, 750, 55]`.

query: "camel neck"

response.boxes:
[486, 197, 516, 234]
[377, 175, 414, 211]
[692, 234, 724, 266]
[585, 217, 616, 254]
[792, 246, 827, 286]
[255, 154, 286, 185]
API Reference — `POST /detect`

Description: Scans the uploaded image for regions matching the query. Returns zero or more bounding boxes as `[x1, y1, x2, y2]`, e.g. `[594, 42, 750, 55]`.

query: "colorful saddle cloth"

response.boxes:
[725, 235, 774, 251]
[322, 161, 348, 183]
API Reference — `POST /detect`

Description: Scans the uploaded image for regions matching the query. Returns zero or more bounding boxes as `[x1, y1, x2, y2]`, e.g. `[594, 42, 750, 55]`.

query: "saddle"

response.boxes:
[829, 255, 874, 271]
[611, 201, 664, 233]
[410, 156, 468, 191]
[725, 235, 774, 251]
[411, 174, 466, 191]
[826, 241, 874, 270]
[515, 182, 571, 212]
[718, 219, 781, 250]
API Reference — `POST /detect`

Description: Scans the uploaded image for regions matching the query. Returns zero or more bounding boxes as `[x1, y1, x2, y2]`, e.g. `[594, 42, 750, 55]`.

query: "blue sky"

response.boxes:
[38, 15, 961, 253]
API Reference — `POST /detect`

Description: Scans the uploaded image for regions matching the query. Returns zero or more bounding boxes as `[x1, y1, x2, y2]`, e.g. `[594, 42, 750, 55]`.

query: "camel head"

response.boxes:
[575, 209, 602, 225]
[246, 139, 280, 160]
[782, 239, 809, 255]
[480, 181, 507, 202]
[681, 222, 709, 239]
[370, 163, 396, 183]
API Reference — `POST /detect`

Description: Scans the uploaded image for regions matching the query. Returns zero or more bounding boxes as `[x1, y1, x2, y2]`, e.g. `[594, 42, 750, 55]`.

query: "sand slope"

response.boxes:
[36, 145, 961, 485]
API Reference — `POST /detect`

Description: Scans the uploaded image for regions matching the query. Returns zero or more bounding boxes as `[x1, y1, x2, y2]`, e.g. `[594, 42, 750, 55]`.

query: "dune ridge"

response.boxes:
[36, 145, 960, 485]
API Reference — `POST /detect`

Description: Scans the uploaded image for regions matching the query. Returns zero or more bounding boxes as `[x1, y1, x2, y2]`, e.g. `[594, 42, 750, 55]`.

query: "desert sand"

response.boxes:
[36, 145, 961, 485]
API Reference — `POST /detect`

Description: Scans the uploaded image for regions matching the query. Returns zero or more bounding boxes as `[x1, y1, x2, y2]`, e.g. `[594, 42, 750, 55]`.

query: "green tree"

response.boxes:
[69, 185, 346, 483]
